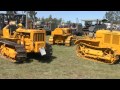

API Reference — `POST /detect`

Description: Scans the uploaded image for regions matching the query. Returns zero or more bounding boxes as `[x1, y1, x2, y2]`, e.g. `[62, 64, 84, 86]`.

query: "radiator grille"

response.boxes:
[34, 33, 44, 41]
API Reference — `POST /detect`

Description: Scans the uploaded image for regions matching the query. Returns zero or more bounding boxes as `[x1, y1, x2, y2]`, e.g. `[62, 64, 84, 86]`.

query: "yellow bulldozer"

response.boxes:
[0, 14, 52, 63]
[49, 27, 77, 46]
[75, 29, 120, 64]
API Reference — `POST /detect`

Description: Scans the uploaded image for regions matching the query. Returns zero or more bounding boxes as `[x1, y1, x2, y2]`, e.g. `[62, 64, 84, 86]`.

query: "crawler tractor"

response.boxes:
[0, 14, 52, 63]
[75, 29, 120, 64]
[49, 28, 77, 46]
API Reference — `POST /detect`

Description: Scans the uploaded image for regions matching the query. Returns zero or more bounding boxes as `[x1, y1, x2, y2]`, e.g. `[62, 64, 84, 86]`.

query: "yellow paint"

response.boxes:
[49, 28, 76, 46]
[75, 29, 120, 64]
[0, 25, 46, 61]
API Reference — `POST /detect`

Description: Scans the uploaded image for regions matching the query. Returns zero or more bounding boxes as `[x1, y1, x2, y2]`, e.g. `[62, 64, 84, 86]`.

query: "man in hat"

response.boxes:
[17, 19, 23, 28]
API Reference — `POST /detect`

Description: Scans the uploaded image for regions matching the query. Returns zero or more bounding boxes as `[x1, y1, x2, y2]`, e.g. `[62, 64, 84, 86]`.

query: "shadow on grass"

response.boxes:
[25, 53, 57, 64]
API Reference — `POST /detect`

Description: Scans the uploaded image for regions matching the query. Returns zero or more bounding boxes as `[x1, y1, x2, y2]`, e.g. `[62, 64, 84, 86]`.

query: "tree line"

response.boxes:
[5, 11, 72, 25]
[104, 11, 120, 24]
[6, 11, 120, 25]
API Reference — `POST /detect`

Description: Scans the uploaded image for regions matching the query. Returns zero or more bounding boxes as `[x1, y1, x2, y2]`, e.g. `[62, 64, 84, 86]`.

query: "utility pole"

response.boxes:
[76, 18, 79, 31]
[26, 11, 28, 29]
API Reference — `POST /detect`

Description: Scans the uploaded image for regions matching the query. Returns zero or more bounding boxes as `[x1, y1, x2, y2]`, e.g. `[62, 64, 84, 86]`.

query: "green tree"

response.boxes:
[58, 18, 62, 24]
[38, 14, 63, 26]
[6, 11, 18, 15]
[24, 11, 38, 22]
[6, 11, 18, 20]
[105, 11, 120, 24]
[41, 17, 45, 22]
[28, 11, 37, 22]
[48, 14, 52, 21]
[66, 20, 71, 24]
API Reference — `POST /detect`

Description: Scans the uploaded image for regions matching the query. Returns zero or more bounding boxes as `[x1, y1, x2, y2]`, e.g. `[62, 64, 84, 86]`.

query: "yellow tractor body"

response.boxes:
[75, 29, 120, 64]
[49, 28, 76, 46]
[0, 26, 52, 63]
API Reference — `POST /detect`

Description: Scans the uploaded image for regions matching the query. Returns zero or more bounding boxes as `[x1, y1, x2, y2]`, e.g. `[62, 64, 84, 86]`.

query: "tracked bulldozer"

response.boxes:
[0, 14, 52, 63]
[75, 29, 120, 64]
[49, 27, 77, 46]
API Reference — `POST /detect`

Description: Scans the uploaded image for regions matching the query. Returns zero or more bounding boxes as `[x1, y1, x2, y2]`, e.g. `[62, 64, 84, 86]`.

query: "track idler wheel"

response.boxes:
[103, 49, 119, 64]
[112, 55, 119, 64]
[76, 43, 85, 57]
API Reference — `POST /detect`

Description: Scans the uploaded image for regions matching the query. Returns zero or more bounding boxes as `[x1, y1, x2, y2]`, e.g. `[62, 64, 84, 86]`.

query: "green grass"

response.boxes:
[0, 35, 120, 79]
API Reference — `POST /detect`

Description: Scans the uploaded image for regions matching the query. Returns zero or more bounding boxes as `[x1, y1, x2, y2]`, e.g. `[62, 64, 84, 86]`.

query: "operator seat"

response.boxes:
[8, 25, 17, 35]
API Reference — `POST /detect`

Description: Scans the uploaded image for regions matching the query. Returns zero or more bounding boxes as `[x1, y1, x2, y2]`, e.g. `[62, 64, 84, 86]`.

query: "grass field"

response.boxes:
[0, 35, 120, 79]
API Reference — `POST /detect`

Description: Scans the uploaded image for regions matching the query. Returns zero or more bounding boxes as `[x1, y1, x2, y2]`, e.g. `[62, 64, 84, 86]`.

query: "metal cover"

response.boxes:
[39, 47, 46, 56]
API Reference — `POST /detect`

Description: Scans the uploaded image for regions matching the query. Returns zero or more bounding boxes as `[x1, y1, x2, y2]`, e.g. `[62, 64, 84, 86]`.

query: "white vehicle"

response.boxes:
[104, 23, 111, 29]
